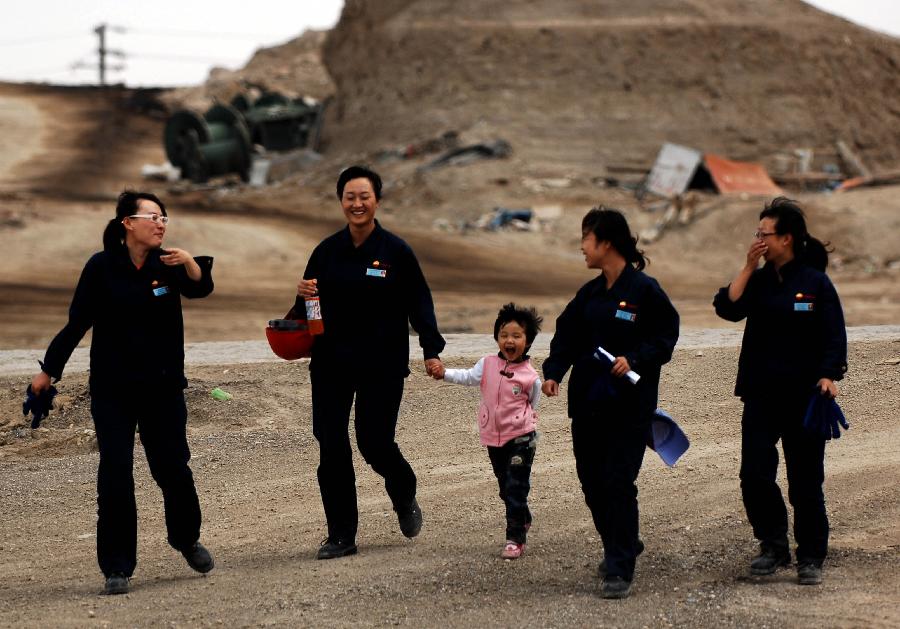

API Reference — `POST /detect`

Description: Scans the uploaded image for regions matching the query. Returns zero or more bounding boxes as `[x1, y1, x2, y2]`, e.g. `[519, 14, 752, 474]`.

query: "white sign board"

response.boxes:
[646, 143, 703, 197]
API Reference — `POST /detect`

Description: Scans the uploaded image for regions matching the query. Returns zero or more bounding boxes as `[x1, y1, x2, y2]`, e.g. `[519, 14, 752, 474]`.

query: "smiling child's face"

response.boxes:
[497, 320, 528, 362]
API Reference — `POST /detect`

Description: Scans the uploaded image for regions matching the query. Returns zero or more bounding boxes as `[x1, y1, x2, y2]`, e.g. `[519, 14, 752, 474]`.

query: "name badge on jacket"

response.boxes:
[615, 301, 637, 322]
[153, 285, 170, 297]
[366, 268, 386, 278]
[794, 292, 815, 312]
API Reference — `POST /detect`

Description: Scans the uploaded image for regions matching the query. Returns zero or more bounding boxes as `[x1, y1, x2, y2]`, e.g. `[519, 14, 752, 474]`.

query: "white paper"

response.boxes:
[596, 346, 641, 384]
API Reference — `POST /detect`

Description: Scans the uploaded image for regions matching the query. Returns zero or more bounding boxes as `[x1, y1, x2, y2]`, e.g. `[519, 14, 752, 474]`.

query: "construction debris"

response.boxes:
[418, 139, 512, 172]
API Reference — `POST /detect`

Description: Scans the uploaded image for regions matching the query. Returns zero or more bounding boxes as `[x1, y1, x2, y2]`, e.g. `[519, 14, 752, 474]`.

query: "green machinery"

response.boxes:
[164, 92, 323, 183]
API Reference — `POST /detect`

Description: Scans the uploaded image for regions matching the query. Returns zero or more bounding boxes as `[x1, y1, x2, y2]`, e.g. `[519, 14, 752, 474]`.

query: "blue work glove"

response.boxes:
[587, 350, 618, 402]
[803, 390, 849, 440]
[23, 384, 58, 429]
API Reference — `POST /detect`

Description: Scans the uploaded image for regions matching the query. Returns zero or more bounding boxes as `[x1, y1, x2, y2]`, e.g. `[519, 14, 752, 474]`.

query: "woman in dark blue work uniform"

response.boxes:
[296, 165, 446, 560]
[714, 197, 847, 586]
[542, 207, 679, 599]
[29, 191, 215, 595]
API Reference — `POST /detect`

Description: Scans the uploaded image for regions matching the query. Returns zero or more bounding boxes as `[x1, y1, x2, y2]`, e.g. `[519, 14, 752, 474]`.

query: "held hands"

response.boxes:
[817, 378, 839, 399]
[425, 358, 445, 379]
[297, 278, 318, 297]
[542, 379, 559, 397]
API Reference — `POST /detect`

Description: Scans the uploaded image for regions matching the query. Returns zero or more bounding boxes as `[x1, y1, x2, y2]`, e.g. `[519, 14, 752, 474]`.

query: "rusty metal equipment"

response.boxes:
[164, 91, 324, 182]
[240, 93, 322, 152]
[164, 103, 252, 183]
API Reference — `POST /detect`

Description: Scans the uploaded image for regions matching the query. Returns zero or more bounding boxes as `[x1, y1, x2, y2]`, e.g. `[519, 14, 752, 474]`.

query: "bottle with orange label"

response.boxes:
[304, 293, 325, 335]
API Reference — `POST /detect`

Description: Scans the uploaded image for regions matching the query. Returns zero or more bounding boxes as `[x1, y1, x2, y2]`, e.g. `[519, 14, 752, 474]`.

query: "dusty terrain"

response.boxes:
[1, 0, 899, 625]
[1, 337, 898, 627]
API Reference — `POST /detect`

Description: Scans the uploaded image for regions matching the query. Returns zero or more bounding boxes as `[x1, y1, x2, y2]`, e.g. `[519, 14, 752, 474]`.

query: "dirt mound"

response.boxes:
[160, 30, 334, 112]
[321, 0, 900, 171]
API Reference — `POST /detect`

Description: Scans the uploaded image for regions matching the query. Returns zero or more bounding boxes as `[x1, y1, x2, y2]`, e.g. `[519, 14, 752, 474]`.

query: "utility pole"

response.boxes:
[95, 23, 107, 86]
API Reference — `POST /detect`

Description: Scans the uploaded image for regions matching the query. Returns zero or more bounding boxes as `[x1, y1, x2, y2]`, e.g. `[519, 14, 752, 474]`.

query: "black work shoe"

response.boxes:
[316, 537, 358, 560]
[104, 572, 129, 595]
[597, 540, 644, 578]
[797, 562, 823, 585]
[750, 546, 791, 575]
[397, 499, 423, 538]
[600, 576, 633, 599]
[181, 542, 215, 573]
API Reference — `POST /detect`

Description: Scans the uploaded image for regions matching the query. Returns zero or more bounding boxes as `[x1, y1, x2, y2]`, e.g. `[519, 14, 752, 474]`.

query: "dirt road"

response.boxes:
[0, 334, 898, 627]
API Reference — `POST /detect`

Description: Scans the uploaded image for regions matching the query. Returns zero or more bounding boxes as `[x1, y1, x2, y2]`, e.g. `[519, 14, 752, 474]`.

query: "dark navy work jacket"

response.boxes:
[713, 259, 847, 399]
[298, 220, 445, 377]
[42, 246, 214, 394]
[543, 264, 680, 421]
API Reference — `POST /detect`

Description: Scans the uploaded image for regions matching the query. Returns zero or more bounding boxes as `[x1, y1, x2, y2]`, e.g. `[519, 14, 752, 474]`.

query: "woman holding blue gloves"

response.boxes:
[714, 197, 847, 586]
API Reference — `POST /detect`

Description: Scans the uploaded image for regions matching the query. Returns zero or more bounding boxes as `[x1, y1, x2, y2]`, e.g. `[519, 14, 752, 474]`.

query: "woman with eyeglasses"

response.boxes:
[28, 190, 216, 595]
[541, 207, 680, 599]
[713, 197, 847, 586]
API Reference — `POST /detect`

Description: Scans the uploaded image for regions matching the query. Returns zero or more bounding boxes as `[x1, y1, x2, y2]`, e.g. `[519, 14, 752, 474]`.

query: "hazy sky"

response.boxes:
[0, 1, 897, 87]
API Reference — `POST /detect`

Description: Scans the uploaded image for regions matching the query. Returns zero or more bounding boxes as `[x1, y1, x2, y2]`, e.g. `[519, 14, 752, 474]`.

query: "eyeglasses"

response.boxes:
[128, 214, 169, 225]
[754, 230, 776, 239]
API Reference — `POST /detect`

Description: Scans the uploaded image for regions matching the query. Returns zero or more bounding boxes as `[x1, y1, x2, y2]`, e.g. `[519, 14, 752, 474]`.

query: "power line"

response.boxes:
[0, 32, 89, 47]
[125, 51, 246, 64]
[120, 25, 274, 40]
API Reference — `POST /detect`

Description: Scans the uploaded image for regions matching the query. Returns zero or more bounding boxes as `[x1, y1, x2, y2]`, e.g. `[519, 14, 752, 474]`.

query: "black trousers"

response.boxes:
[91, 390, 201, 578]
[487, 432, 536, 544]
[571, 411, 647, 581]
[740, 394, 828, 564]
[311, 369, 417, 541]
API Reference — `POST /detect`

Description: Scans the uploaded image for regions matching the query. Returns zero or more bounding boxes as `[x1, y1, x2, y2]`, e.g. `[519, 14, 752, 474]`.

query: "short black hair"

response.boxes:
[493, 303, 543, 348]
[336, 165, 382, 201]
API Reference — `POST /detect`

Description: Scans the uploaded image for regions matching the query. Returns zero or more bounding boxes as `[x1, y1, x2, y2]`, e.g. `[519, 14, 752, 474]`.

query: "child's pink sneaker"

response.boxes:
[501, 541, 525, 559]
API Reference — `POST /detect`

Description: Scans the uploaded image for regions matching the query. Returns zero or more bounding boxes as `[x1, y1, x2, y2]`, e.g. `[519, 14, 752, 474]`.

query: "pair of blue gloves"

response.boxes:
[803, 389, 849, 439]
[23, 384, 58, 429]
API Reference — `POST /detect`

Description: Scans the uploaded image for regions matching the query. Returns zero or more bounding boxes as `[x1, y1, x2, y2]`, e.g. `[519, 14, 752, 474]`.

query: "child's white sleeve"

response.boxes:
[443, 357, 485, 386]
[529, 376, 543, 410]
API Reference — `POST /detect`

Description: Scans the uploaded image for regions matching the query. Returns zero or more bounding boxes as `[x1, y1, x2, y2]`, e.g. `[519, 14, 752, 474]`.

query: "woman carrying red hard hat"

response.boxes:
[294, 165, 446, 559]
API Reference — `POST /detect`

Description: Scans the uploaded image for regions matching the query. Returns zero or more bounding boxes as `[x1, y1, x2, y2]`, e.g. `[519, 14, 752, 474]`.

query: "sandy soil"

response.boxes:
[0, 335, 898, 627]
[1, 6, 899, 622]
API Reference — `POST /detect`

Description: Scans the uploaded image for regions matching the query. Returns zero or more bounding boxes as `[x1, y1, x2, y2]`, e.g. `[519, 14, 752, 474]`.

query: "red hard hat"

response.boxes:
[266, 318, 313, 360]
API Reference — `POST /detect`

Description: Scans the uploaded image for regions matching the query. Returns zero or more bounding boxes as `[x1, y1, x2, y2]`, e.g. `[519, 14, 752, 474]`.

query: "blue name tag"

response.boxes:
[615, 309, 636, 322]
[152, 286, 170, 297]
[366, 268, 387, 278]
[794, 302, 813, 312]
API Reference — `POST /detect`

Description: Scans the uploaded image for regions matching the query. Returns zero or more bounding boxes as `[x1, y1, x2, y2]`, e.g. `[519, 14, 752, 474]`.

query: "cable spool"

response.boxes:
[164, 103, 252, 183]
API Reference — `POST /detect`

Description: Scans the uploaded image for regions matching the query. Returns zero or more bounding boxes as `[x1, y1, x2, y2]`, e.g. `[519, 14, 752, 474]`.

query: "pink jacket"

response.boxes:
[444, 354, 541, 447]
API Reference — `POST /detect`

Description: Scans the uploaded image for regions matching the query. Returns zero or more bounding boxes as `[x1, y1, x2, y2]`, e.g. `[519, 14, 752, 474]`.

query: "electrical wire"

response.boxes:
[0, 33, 90, 47]
[120, 26, 273, 40]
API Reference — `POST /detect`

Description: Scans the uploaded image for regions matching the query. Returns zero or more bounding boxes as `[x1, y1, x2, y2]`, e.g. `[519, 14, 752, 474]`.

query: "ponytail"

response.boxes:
[582, 206, 647, 270]
[102, 218, 126, 251]
[798, 236, 829, 272]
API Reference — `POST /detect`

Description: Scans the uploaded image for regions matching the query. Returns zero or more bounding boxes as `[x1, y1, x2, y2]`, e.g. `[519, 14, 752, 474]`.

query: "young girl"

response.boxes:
[431, 303, 543, 559]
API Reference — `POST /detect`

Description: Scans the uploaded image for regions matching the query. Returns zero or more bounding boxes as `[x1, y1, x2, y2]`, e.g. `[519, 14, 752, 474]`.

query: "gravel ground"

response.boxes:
[0, 332, 898, 627]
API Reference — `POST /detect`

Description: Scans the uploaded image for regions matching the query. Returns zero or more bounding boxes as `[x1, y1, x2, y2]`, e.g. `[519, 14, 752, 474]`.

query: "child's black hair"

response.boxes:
[493, 303, 543, 350]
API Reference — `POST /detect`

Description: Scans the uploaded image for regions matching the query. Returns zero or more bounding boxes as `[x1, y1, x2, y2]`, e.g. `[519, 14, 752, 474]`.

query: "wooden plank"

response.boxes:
[835, 140, 872, 178]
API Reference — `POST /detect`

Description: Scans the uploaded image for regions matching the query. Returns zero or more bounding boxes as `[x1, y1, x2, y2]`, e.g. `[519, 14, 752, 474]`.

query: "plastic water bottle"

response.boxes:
[305, 296, 324, 335]
[210, 387, 233, 401]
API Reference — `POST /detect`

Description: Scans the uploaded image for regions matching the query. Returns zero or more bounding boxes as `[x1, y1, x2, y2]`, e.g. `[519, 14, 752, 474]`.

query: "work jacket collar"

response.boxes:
[341, 219, 384, 254]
